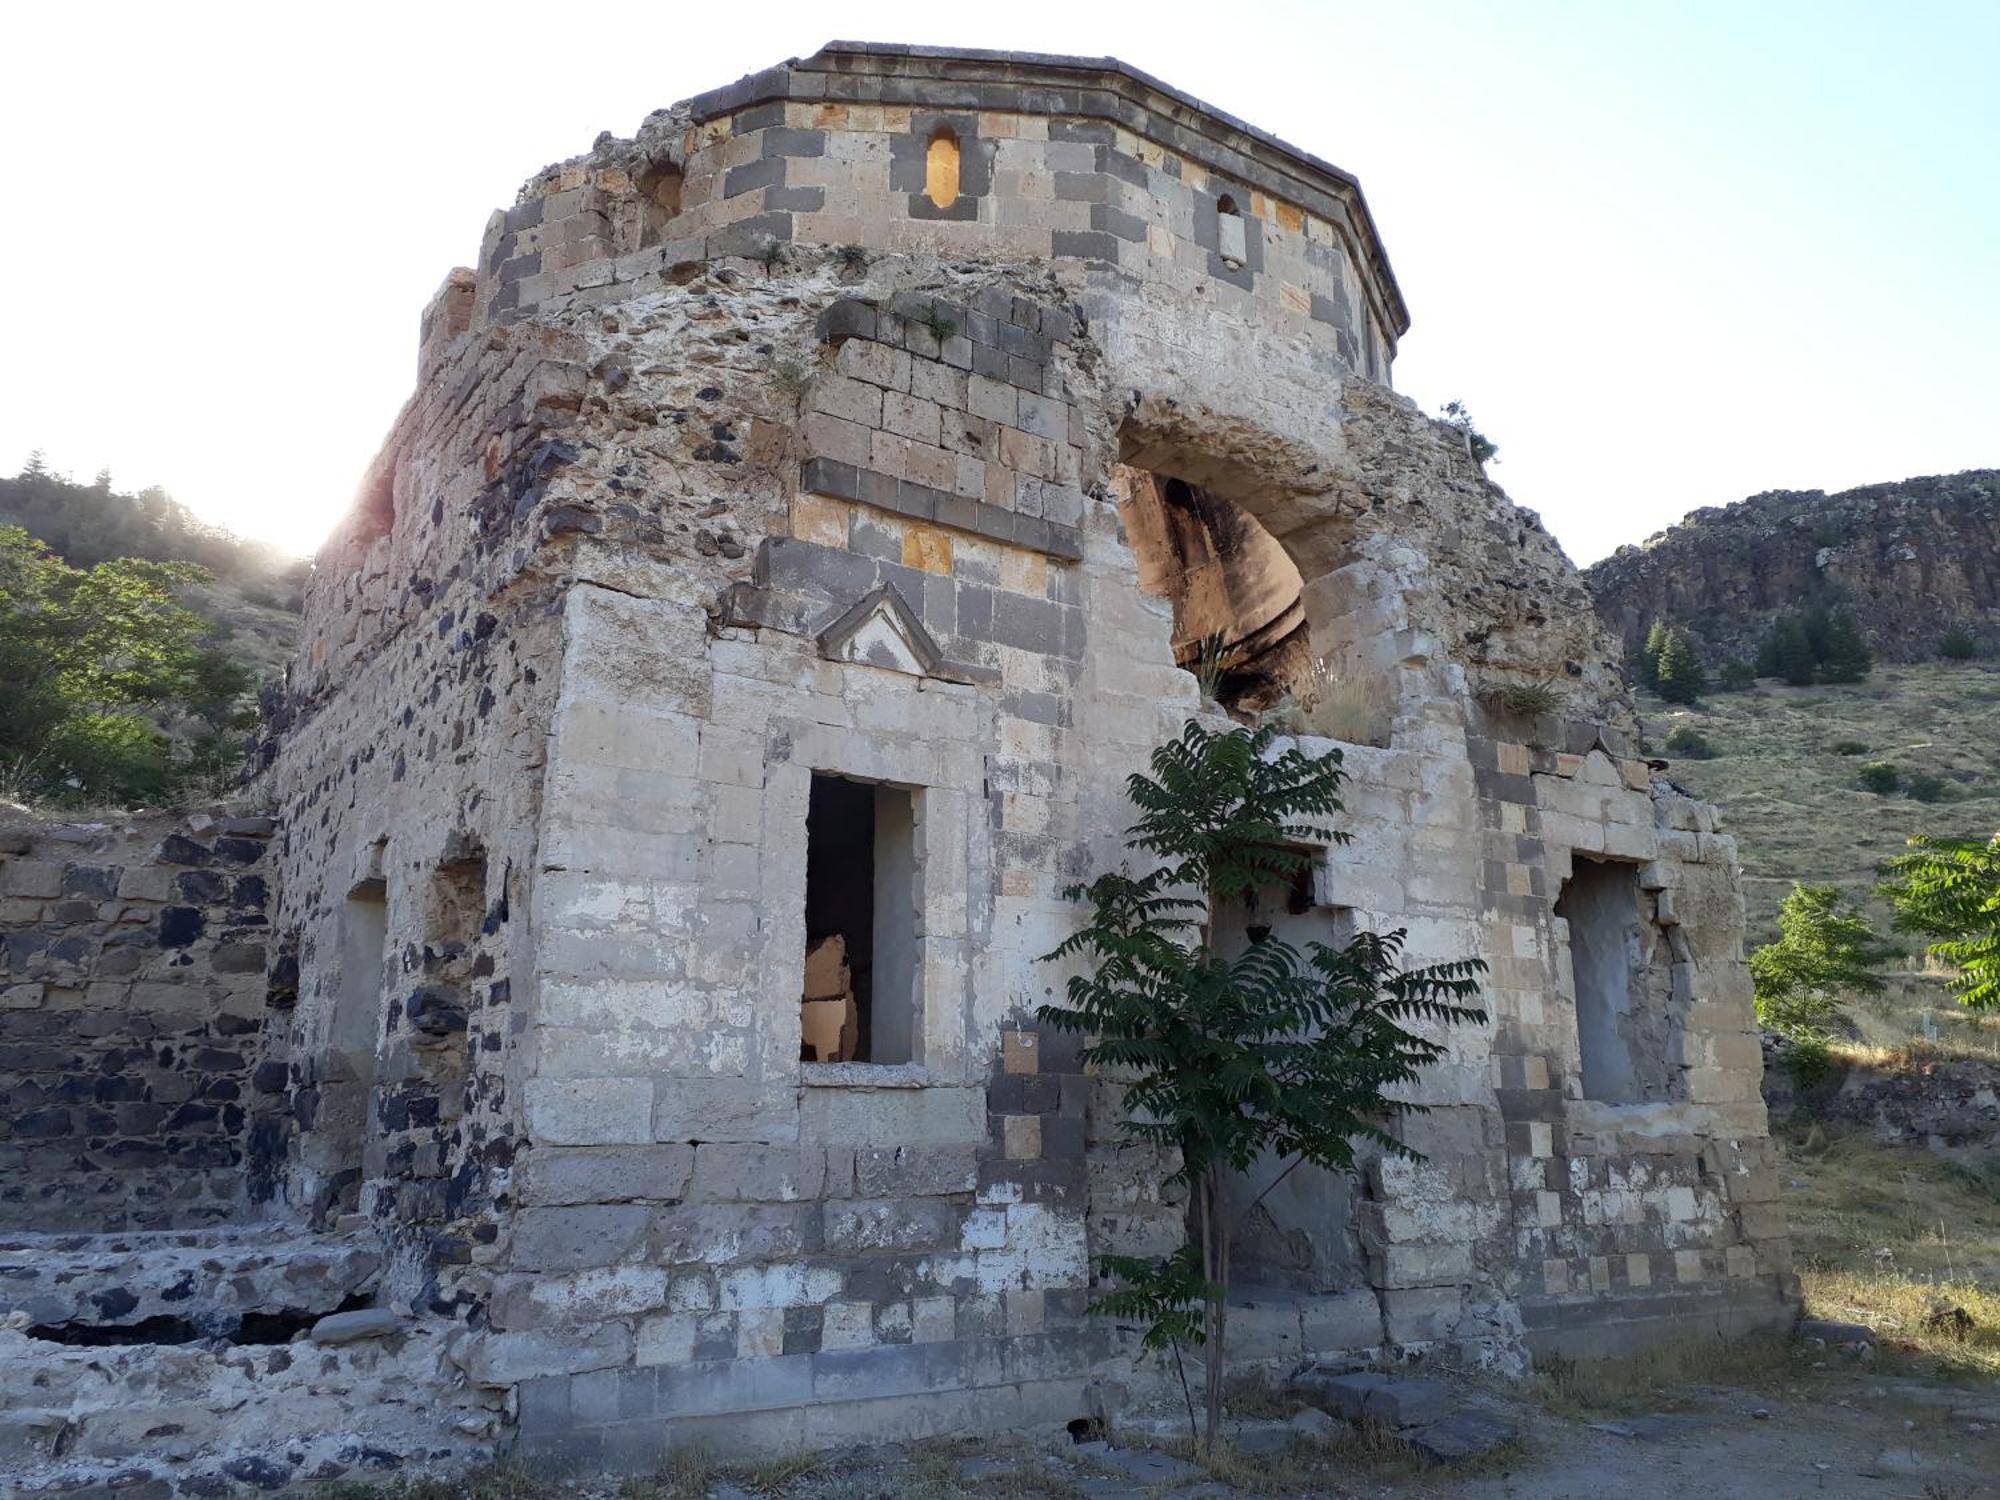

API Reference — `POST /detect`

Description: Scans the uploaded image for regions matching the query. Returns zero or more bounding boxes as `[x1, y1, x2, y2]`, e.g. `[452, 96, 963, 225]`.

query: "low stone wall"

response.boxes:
[0, 809, 279, 1232]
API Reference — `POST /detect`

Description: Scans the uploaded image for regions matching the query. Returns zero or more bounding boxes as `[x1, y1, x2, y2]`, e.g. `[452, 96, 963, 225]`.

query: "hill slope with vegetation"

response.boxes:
[1639, 664, 2000, 1374]
[0, 458, 305, 807]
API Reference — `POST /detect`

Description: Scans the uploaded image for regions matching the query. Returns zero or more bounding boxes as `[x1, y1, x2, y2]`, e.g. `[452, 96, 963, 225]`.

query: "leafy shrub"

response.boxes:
[1484, 681, 1567, 719]
[1663, 725, 1717, 759]
[1829, 740, 1868, 756]
[1718, 659, 1756, 691]
[1905, 770, 1949, 803]
[1043, 720, 1484, 1446]
[1784, 1034, 1842, 1091]
[1858, 761, 1900, 794]
[1941, 625, 1979, 661]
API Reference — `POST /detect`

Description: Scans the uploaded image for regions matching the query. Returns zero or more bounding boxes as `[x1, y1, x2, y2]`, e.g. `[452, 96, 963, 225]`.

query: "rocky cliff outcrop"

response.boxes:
[1585, 470, 2000, 664]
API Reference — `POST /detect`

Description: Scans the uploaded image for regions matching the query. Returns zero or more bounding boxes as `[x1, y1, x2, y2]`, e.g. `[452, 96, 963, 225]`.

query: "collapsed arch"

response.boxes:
[1114, 414, 1398, 745]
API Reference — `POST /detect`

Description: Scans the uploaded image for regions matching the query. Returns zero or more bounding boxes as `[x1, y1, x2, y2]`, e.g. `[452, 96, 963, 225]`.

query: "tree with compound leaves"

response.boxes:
[1040, 721, 1485, 1451]
[1883, 833, 2000, 1013]
[1750, 883, 1893, 1039]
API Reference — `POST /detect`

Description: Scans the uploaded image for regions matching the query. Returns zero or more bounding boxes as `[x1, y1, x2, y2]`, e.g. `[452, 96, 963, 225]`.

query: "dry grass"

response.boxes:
[1782, 1123, 2000, 1380]
[1533, 1331, 1800, 1417]
[1640, 663, 2000, 940]
[318, 1466, 562, 1500]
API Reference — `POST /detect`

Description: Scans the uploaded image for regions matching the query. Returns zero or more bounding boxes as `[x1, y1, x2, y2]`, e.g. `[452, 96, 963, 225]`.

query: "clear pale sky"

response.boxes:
[3, 1, 1994, 564]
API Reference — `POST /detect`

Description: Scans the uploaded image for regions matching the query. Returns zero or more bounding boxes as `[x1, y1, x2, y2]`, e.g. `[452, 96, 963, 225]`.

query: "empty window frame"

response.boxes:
[801, 773, 920, 1065]
[1556, 857, 1676, 1104]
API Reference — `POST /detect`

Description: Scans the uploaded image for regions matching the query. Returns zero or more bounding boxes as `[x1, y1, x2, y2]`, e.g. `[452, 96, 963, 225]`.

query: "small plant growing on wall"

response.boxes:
[1482, 678, 1567, 721]
[913, 302, 957, 343]
[1040, 721, 1485, 1450]
[1439, 399, 1498, 465]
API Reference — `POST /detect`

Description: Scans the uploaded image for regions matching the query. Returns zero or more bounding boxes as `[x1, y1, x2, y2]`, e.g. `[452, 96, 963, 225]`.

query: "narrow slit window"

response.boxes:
[1216, 194, 1247, 269]
[802, 774, 921, 1064]
[925, 129, 961, 211]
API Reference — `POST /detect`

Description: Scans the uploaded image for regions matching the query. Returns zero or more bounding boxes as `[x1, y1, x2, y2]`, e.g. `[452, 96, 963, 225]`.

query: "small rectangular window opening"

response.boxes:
[1557, 857, 1652, 1104]
[802, 774, 920, 1065]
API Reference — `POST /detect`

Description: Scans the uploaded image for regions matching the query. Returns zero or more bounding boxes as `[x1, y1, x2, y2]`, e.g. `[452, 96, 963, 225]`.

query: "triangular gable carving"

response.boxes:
[816, 584, 945, 678]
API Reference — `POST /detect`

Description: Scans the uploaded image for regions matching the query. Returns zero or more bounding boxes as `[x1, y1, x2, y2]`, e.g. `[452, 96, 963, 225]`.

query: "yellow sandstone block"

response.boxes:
[792, 493, 850, 547]
[902, 524, 953, 575]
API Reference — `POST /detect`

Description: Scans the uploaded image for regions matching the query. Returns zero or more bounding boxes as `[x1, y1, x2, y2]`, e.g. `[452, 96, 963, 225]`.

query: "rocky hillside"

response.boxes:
[1586, 469, 2000, 664]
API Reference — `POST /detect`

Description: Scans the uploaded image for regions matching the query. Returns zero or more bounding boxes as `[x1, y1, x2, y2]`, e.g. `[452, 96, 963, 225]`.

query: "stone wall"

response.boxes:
[457, 44, 1403, 387]
[0, 809, 278, 1232]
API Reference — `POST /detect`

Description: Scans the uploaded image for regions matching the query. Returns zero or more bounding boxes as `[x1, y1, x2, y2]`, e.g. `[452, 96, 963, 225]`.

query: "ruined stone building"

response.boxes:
[0, 43, 1794, 1491]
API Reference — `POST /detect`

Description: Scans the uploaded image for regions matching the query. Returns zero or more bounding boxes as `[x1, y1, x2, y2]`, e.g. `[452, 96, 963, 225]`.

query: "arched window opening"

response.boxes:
[1215, 194, 1247, 269]
[925, 129, 961, 211]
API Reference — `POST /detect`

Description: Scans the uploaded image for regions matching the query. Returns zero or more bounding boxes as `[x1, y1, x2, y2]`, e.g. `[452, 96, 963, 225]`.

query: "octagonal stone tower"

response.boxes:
[267, 43, 1794, 1467]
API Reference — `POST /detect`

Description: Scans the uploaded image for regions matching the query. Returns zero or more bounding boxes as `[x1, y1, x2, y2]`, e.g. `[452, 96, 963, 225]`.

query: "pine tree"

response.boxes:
[1884, 832, 2000, 1013]
[1639, 619, 1671, 690]
[1751, 883, 1893, 1038]
[1819, 609, 1872, 682]
[1654, 629, 1706, 704]
[1760, 614, 1816, 686]
[1041, 721, 1484, 1449]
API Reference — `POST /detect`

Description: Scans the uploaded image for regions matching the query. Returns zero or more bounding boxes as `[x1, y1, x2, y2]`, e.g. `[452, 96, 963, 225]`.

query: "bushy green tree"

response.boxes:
[1751, 883, 1893, 1039]
[0, 525, 238, 804]
[1041, 721, 1484, 1448]
[1717, 658, 1756, 692]
[1883, 833, 2000, 1012]
[1653, 629, 1706, 703]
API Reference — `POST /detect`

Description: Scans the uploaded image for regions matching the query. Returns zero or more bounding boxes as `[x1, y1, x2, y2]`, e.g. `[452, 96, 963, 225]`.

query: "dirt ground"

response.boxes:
[372, 1355, 1998, 1500]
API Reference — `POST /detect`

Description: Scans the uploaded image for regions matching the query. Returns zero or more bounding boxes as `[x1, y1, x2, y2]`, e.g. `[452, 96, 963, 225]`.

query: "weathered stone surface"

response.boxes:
[0, 809, 274, 1232]
[1585, 470, 2000, 664]
[309, 1306, 409, 1343]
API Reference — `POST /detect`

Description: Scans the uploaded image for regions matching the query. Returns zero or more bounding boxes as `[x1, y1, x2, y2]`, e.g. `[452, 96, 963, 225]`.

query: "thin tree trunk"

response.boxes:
[1202, 1164, 1226, 1451]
